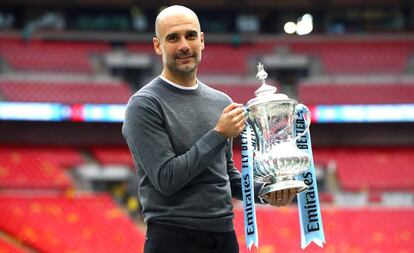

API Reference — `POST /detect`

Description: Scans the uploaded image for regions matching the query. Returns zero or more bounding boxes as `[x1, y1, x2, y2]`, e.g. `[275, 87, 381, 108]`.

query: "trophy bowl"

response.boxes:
[246, 63, 311, 196]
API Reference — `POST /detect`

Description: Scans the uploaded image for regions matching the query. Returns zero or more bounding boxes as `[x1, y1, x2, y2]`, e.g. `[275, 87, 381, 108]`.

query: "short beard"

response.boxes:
[165, 55, 200, 77]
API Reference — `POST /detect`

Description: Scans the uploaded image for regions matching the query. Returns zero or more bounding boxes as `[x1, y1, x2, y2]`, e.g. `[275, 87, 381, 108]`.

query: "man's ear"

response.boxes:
[153, 37, 162, 55]
[200, 32, 205, 50]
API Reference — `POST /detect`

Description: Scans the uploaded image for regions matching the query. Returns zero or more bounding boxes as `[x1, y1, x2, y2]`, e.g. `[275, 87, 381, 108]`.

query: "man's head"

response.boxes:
[153, 5, 204, 83]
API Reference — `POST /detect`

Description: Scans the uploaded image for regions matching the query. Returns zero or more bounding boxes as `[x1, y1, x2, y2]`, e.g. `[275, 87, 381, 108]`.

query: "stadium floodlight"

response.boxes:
[284, 21, 297, 34]
[296, 14, 313, 35]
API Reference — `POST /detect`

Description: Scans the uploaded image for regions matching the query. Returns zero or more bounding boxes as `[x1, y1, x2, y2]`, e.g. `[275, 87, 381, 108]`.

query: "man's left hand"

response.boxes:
[263, 188, 297, 207]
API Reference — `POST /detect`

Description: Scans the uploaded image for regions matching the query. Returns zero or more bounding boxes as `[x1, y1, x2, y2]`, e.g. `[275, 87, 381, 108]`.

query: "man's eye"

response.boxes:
[167, 36, 178, 41]
[187, 33, 198, 39]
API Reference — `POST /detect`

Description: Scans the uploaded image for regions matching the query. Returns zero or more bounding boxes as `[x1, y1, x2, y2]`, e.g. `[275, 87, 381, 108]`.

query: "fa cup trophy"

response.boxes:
[246, 63, 312, 196]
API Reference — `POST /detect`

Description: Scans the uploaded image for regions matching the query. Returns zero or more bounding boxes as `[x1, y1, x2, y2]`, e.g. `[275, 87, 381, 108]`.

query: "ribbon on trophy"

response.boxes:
[240, 124, 259, 250]
[294, 104, 326, 249]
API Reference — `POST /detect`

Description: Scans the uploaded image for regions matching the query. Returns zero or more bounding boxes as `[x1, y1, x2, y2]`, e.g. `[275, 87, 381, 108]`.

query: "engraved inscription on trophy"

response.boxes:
[246, 63, 312, 195]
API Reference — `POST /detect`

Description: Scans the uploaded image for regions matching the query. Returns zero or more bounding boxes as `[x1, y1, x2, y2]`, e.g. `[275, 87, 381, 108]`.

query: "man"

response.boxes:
[122, 5, 296, 253]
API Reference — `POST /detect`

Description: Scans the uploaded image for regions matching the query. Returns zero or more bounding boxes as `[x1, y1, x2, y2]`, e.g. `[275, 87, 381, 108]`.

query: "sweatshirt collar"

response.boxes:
[159, 75, 199, 90]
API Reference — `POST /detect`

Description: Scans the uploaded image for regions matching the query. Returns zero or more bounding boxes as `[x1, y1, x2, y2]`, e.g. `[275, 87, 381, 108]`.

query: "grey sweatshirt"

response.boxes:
[122, 77, 263, 232]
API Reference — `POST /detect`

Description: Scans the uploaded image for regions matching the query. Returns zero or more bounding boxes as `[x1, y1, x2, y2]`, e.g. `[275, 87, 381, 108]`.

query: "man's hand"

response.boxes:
[215, 103, 246, 138]
[263, 188, 297, 207]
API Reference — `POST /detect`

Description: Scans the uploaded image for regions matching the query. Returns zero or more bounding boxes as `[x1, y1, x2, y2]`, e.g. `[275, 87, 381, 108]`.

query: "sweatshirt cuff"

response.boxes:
[203, 129, 228, 147]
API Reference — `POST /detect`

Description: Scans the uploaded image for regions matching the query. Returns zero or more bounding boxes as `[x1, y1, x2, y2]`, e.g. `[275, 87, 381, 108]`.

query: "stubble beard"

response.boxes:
[165, 53, 201, 78]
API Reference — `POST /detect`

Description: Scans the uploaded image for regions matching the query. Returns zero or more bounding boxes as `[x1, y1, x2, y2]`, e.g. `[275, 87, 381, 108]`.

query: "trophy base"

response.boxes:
[260, 180, 308, 197]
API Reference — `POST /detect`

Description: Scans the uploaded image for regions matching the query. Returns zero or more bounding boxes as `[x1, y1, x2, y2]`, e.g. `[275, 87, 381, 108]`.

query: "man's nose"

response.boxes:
[178, 37, 190, 52]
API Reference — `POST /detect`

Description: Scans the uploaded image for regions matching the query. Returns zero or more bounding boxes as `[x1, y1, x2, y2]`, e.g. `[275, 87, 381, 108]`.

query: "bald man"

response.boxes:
[153, 5, 204, 87]
[122, 5, 296, 253]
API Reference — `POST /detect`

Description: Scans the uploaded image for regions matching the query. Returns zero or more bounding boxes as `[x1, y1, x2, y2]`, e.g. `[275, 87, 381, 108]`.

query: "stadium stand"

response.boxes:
[0, 80, 133, 104]
[0, 39, 110, 73]
[126, 43, 156, 53]
[285, 40, 414, 75]
[90, 146, 134, 167]
[298, 81, 414, 105]
[234, 207, 414, 253]
[0, 146, 84, 169]
[198, 44, 250, 74]
[0, 194, 145, 253]
[0, 236, 30, 253]
[0, 147, 77, 190]
[314, 147, 414, 192]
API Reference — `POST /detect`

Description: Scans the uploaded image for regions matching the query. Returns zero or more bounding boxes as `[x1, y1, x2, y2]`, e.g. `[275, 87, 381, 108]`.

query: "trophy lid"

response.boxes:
[247, 63, 294, 107]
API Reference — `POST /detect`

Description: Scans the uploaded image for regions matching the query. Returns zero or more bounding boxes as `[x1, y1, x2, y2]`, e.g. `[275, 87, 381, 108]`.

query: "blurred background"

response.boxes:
[0, 0, 413, 252]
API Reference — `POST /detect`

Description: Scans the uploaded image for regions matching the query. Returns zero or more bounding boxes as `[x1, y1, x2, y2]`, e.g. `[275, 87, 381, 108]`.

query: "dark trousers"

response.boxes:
[143, 222, 239, 253]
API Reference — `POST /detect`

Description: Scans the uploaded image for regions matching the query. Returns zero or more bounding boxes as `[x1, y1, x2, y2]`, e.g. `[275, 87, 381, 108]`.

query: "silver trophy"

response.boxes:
[246, 63, 311, 196]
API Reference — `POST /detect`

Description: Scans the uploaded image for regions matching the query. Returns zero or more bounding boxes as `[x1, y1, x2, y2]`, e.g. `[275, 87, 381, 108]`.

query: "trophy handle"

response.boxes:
[244, 106, 262, 151]
[294, 104, 311, 142]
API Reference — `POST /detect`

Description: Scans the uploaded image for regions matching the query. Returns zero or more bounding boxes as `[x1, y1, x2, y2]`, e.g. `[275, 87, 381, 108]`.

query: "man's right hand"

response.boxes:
[214, 103, 246, 138]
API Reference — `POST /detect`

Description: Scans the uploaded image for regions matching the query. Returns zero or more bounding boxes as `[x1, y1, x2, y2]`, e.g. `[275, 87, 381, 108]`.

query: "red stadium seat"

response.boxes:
[298, 82, 414, 105]
[0, 236, 30, 253]
[90, 146, 134, 167]
[234, 207, 414, 253]
[287, 40, 414, 74]
[0, 194, 145, 253]
[126, 43, 156, 53]
[0, 146, 84, 168]
[0, 146, 83, 190]
[314, 147, 414, 192]
[0, 80, 132, 104]
[198, 45, 250, 74]
[0, 39, 110, 73]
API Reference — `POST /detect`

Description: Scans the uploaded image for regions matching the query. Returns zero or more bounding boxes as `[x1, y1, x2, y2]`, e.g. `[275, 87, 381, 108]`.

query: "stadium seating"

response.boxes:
[314, 147, 414, 192]
[90, 146, 134, 167]
[234, 207, 414, 253]
[0, 146, 83, 190]
[126, 42, 156, 53]
[286, 40, 414, 74]
[0, 39, 110, 73]
[298, 81, 414, 105]
[0, 80, 132, 104]
[0, 157, 72, 190]
[0, 236, 29, 253]
[2, 37, 413, 76]
[0, 194, 145, 253]
[0, 146, 84, 168]
[198, 44, 250, 74]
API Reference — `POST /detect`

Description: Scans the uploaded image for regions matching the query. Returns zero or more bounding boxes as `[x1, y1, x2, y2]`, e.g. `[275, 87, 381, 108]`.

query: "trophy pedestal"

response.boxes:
[260, 180, 308, 197]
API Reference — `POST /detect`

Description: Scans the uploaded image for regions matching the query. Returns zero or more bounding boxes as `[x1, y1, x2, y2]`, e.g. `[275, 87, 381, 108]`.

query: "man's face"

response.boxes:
[153, 13, 204, 77]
